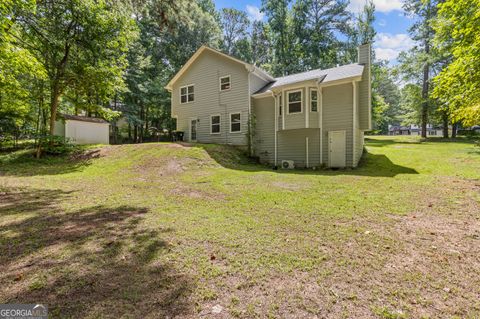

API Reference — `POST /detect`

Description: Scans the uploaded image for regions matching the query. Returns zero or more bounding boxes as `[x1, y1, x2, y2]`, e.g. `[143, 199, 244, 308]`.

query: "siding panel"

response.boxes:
[171, 50, 249, 145]
[252, 96, 275, 163]
[322, 83, 354, 166]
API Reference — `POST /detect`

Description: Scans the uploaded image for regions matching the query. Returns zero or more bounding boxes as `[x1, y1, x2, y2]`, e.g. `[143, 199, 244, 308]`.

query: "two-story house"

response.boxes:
[165, 44, 371, 168]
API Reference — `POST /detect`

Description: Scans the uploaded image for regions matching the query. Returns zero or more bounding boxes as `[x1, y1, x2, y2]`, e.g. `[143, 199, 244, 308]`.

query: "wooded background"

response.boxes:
[1, 0, 479, 144]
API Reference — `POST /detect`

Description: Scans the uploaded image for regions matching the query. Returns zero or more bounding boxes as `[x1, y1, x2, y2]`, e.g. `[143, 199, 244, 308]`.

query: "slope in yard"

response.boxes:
[0, 137, 479, 318]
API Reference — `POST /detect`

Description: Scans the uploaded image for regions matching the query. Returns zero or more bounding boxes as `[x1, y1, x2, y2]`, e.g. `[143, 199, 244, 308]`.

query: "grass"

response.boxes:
[0, 136, 479, 318]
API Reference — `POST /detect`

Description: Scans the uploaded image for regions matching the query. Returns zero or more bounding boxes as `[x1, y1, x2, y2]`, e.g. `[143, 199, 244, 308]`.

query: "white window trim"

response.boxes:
[310, 88, 318, 112]
[229, 112, 242, 133]
[180, 84, 195, 104]
[219, 75, 231, 92]
[210, 114, 221, 134]
[278, 95, 283, 117]
[286, 89, 303, 115]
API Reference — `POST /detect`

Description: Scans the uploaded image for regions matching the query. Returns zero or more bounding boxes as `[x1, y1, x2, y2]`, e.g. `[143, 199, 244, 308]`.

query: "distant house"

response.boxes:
[165, 44, 372, 168]
[54, 114, 110, 144]
[388, 124, 443, 136]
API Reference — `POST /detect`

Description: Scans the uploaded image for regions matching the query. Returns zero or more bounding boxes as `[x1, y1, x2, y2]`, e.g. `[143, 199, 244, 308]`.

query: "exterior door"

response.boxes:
[190, 119, 197, 142]
[328, 130, 346, 167]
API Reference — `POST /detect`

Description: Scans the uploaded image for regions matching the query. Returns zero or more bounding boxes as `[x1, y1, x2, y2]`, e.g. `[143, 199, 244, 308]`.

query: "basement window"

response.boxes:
[287, 90, 302, 114]
[180, 85, 194, 103]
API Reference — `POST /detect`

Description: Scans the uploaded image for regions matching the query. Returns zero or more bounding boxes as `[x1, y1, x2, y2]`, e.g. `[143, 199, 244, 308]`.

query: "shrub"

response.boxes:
[37, 135, 77, 156]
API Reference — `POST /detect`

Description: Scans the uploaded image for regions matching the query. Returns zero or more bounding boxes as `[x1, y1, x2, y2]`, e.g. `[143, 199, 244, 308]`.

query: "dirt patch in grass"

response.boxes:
[270, 181, 311, 191]
[0, 190, 195, 318]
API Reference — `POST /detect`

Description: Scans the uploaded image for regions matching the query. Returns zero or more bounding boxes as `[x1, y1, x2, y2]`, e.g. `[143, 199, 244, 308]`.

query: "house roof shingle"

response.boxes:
[254, 63, 365, 95]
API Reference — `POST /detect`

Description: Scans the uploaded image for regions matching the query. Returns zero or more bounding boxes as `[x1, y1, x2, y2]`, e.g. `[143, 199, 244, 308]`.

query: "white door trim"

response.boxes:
[328, 130, 346, 168]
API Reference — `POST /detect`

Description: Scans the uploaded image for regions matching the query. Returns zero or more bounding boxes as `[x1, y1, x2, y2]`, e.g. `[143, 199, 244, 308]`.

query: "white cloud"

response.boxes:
[246, 5, 265, 22]
[374, 33, 415, 61]
[348, 0, 403, 14]
[378, 19, 386, 27]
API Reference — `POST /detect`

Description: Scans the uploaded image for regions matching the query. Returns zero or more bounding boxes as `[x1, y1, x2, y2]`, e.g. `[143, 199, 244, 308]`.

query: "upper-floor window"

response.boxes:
[180, 85, 194, 103]
[310, 89, 318, 112]
[211, 115, 221, 134]
[287, 90, 302, 114]
[220, 75, 231, 91]
[230, 113, 241, 133]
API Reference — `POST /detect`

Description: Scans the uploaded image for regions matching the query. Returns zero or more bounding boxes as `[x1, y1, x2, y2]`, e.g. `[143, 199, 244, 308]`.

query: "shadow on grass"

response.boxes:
[0, 148, 101, 177]
[198, 144, 418, 177]
[0, 187, 192, 318]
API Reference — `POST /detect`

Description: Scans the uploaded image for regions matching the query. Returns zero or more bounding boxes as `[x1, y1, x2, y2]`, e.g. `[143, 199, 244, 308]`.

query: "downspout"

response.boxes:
[246, 65, 255, 156]
[281, 88, 285, 130]
[352, 81, 357, 167]
[317, 84, 323, 165]
[305, 137, 309, 168]
[272, 91, 278, 167]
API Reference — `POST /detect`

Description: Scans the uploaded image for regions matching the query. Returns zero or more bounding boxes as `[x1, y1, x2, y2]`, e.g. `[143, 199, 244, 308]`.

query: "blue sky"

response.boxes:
[214, 0, 415, 63]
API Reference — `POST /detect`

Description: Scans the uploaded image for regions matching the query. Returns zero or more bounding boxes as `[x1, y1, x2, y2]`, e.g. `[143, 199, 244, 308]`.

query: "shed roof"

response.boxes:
[61, 114, 109, 124]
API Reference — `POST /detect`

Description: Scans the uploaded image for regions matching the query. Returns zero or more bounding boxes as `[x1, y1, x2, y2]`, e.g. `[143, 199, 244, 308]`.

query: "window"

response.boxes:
[310, 89, 318, 112]
[287, 90, 302, 114]
[211, 115, 220, 134]
[230, 113, 241, 133]
[220, 76, 231, 91]
[279, 95, 282, 116]
[180, 85, 194, 103]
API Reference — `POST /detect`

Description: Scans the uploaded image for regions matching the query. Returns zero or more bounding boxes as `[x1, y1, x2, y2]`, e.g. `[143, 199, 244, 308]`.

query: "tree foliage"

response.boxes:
[432, 0, 480, 126]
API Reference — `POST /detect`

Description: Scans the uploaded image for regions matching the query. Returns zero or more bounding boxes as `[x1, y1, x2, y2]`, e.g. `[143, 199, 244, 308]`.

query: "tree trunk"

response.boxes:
[442, 110, 449, 138]
[133, 125, 138, 143]
[452, 122, 458, 138]
[128, 123, 132, 142]
[421, 59, 429, 138]
[48, 42, 70, 135]
[49, 81, 62, 135]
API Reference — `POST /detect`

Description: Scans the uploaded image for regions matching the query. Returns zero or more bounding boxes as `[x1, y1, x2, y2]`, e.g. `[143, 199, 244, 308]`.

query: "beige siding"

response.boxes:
[171, 50, 249, 145]
[250, 74, 269, 94]
[283, 88, 306, 130]
[254, 82, 360, 168]
[358, 44, 371, 131]
[252, 96, 275, 163]
[354, 84, 364, 166]
[354, 129, 364, 165]
[278, 129, 321, 168]
[322, 83, 354, 166]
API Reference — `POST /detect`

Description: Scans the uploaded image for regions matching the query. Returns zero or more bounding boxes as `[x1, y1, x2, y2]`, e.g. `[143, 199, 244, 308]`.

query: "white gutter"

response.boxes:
[273, 92, 278, 166]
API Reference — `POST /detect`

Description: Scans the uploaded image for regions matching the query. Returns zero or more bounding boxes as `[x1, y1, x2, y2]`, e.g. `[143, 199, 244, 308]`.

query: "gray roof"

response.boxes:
[254, 63, 364, 95]
[61, 114, 109, 124]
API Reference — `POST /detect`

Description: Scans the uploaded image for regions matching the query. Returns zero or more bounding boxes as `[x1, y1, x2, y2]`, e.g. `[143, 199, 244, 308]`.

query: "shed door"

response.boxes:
[328, 130, 346, 167]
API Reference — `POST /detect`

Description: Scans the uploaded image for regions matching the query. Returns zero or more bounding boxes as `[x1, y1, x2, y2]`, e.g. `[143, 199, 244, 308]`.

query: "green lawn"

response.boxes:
[0, 136, 479, 318]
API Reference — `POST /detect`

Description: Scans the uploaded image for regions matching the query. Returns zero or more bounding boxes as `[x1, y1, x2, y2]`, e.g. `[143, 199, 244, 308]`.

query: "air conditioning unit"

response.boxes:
[281, 160, 295, 169]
